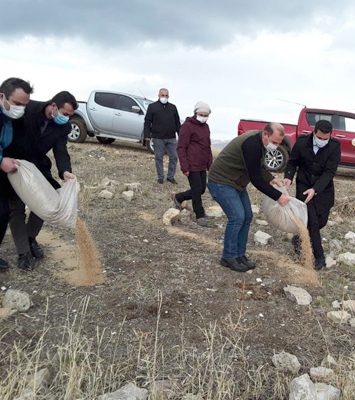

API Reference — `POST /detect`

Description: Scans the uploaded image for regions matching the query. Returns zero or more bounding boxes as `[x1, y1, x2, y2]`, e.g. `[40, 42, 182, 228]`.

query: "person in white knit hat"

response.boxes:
[171, 101, 213, 227]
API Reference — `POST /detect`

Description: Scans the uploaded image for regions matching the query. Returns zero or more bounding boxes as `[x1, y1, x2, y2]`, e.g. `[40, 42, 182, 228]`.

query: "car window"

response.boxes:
[95, 93, 119, 109]
[306, 112, 333, 127]
[338, 115, 355, 132]
[118, 95, 138, 113]
[136, 98, 153, 110]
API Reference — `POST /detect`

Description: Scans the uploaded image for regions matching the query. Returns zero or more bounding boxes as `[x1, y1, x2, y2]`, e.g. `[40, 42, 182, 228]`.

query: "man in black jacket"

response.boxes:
[0, 77, 33, 272]
[284, 120, 341, 270]
[144, 88, 181, 184]
[5, 91, 78, 270]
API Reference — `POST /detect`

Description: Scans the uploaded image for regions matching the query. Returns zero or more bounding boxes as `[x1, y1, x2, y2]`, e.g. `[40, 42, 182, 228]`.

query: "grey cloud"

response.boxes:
[1, 0, 351, 48]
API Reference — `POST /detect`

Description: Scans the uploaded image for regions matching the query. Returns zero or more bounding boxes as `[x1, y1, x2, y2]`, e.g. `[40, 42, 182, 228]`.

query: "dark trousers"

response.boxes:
[175, 171, 207, 219]
[8, 194, 44, 255]
[307, 201, 329, 259]
[0, 195, 10, 246]
[0, 172, 11, 247]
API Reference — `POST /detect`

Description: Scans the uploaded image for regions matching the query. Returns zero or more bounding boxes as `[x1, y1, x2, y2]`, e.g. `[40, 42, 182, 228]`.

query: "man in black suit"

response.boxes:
[284, 120, 341, 270]
[0, 77, 33, 272]
[5, 91, 78, 270]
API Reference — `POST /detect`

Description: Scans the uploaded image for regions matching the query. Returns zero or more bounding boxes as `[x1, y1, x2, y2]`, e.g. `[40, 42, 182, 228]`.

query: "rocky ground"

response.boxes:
[1, 138, 355, 398]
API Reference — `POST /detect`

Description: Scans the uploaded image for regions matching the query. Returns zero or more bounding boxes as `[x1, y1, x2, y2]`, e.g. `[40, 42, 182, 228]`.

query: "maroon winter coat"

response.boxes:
[177, 116, 213, 173]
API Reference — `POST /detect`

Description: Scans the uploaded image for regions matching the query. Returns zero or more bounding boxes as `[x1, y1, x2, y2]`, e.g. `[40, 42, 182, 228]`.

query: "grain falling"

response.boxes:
[73, 217, 106, 286]
[294, 217, 319, 286]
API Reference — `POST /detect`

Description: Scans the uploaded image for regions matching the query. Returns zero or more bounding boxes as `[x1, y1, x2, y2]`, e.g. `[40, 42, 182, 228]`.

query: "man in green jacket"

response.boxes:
[208, 123, 290, 272]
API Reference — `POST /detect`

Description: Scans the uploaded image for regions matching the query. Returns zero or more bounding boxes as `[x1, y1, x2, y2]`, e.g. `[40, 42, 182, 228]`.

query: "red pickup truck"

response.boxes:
[238, 107, 355, 172]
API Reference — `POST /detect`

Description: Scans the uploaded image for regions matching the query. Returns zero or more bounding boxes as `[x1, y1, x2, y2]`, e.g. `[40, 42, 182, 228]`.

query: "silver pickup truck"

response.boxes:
[69, 90, 154, 153]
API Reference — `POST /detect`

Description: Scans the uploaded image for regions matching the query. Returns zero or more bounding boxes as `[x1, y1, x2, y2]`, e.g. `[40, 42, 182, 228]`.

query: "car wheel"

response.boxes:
[264, 145, 290, 172]
[69, 118, 87, 143]
[146, 138, 154, 154]
[96, 137, 116, 144]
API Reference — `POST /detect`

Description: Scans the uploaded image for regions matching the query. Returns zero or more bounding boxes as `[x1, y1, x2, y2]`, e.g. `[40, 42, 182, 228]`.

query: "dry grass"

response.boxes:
[1, 295, 355, 399]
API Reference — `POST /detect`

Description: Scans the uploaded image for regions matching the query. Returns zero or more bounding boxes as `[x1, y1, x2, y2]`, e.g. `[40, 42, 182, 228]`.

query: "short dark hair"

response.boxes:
[0, 77, 34, 98]
[51, 91, 78, 110]
[314, 119, 332, 134]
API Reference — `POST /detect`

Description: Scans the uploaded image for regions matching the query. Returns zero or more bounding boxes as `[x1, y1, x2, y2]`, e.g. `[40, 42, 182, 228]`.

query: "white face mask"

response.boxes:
[314, 135, 329, 148]
[264, 141, 278, 152]
[196, 115, 209, 123]
[159, 97, 168, 104]
[0, 95, 25, 119]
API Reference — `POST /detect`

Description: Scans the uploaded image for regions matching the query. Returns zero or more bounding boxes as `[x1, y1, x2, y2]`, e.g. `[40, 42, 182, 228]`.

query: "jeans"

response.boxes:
[207, 181, 253, 259]
[175, 171, 206, 219]
[153, 138, 178, 180]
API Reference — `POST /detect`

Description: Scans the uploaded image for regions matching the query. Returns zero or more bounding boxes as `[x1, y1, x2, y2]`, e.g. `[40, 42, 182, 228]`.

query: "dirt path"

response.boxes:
[38, 228, 106, 287]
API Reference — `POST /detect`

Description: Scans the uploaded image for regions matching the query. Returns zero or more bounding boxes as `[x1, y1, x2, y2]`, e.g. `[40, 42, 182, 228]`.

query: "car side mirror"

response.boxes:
[132, 106, 141, 113]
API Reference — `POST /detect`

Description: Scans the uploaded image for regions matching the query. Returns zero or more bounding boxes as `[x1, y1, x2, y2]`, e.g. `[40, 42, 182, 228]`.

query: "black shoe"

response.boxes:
[292, 235, 301, 255]
[167, 178, 178, 184]
[237, 255, 256, 270]
[0, 258, 10, 272]
[314, 257, 325, 271]
[157, 178, 164, 184]
[171, 193, 183, 210]
[29, 237, 44, 258]
[18, 253, 35, 271]
[220, 258, 249, 273]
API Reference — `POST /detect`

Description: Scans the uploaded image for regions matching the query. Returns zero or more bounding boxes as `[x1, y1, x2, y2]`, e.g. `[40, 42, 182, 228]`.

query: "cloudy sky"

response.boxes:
[2, 0, 355, 139]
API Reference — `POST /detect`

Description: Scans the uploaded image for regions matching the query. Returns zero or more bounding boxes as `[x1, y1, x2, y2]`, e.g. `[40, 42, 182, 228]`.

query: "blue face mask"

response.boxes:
[52, 109, 69, 125]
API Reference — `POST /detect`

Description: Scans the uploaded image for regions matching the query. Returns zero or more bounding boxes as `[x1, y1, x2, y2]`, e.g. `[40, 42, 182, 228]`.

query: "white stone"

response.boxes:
[2, 289, 31, 312]
[124, 183, 142, 194]
[284, 285, 312, 306]
[251, 205, 260, 214]
[327, 310, 351, 324]
[342, 299, 355, 312]
[13, 388, 35, 400]
[325, 355, 338, 367]
[163, 208, 180, 226]
[272, 351, 301, 374]
[331, 300, 341, 309]
[289, 374, 316, 400]
[310, 366, 334, 380]
[101, 177, 119, 187]
[334, 215, 343, 223]
[122, 190, 134, 202]
[99, 156, 106, 161]
[349, 318, 355, 328]
[98, 189, 114, 199]
[255, 219, 268, 226]
[327, 220, 336, 227]
[254, 231, 272, 246]
[181, 200, 193, 212]
[314, 383, 341, 400]
[98, 382, 148, 400]
[337, 252, 355, 266]
[344, 231, 355, 243]
[205, 205, 224, 218]
[26, 368, 50, 390]
[329, 239, 343, 252]
[326, 256, 336, 268]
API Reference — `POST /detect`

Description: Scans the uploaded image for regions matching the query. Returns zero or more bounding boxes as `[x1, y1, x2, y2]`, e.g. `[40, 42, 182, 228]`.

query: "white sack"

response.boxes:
[8, 160, 79, 229]
[262, 185, 308, 234]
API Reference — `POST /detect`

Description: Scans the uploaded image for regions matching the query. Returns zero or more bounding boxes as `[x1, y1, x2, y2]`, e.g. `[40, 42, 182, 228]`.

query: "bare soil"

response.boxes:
[1, 139, 355, 380]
